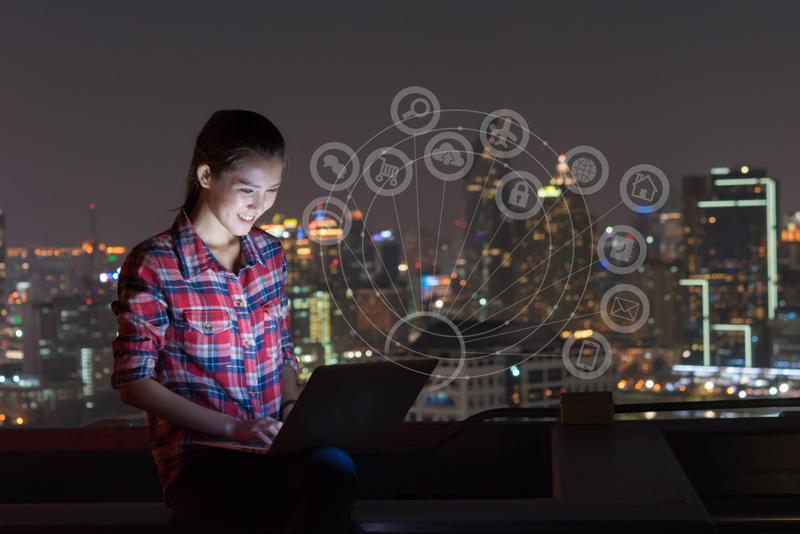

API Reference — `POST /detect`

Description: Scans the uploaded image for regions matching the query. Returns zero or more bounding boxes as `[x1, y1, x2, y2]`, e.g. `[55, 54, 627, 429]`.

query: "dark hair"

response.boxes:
[180, 109, 286, 213]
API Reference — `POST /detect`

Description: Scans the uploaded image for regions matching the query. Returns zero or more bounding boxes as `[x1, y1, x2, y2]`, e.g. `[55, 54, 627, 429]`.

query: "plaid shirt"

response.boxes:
[111, 210, 299, 496]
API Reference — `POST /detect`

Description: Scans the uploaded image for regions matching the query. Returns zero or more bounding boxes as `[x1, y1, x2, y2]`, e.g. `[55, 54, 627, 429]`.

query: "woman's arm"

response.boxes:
[118, 377, 237, 438]
[111, 248, 236, 436]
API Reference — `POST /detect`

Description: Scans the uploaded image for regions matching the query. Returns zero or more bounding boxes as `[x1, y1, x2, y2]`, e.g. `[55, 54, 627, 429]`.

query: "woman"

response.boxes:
[111, 110, 359, 533]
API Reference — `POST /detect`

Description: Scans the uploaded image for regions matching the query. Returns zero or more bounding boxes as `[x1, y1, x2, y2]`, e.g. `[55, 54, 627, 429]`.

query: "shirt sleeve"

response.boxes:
[277, 244, 300, 375]
[110, 246, 169, 390]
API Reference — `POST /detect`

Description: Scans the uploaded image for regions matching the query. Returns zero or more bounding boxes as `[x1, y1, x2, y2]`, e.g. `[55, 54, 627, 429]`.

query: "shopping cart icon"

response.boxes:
[375, 156, 400, 187]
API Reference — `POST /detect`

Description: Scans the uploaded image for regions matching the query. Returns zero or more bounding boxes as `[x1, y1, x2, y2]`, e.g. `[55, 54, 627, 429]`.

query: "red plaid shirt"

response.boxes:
[111, 210, 299, 496]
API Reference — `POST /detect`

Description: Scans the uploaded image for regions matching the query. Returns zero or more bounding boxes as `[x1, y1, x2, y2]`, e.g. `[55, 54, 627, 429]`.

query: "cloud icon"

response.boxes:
[431, 142, 465, 167]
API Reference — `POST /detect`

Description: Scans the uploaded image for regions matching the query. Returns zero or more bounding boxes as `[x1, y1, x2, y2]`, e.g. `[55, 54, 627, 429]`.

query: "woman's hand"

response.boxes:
[225, 416, 282, 447]
[280, 399, 297, 422]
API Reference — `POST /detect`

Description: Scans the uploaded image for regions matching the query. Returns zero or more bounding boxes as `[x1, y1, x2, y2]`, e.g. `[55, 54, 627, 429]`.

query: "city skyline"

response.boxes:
[2, 1, 800, 247]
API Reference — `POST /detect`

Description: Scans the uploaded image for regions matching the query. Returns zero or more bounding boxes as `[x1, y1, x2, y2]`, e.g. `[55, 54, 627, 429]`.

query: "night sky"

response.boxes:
[2, 0, 799, 248]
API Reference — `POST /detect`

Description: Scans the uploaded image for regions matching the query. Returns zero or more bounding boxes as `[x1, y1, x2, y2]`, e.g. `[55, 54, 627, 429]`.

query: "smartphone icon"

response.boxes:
[575, 339, 601, 371]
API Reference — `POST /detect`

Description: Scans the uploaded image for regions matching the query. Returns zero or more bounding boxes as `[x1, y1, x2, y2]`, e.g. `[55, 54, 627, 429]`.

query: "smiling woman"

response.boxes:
[108, 109, 360, 532]
[182, 110, 286, 272]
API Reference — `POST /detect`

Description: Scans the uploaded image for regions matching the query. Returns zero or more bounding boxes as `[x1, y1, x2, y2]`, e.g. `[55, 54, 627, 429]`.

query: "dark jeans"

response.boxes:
[164, 446, 358, 533]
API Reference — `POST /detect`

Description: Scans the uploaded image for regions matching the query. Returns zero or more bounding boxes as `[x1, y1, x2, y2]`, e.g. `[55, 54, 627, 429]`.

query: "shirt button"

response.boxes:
[244, 339, 253, 348]
[203, 322, 212, 332]
[235, 298, 245, 307]
[250, 391, 258, 398]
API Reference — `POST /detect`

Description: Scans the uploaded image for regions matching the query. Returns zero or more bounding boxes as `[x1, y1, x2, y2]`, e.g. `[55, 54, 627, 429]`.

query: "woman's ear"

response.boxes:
[196, 164, 213, 189]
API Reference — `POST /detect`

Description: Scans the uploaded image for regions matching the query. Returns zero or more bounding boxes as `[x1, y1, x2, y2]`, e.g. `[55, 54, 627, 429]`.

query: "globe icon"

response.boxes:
[570, 156, 598, 184]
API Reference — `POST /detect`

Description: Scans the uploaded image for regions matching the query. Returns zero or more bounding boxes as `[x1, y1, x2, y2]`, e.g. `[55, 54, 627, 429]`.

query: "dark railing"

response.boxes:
[381, 396, 800, 455]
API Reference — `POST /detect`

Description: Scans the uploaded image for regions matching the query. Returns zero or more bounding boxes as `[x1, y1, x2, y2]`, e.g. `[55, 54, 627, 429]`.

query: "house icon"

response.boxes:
[630, 172, 657, 202]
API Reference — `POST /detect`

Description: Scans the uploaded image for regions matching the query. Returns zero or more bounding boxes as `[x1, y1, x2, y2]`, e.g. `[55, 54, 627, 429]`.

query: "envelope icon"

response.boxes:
[610, 296, 640, 322]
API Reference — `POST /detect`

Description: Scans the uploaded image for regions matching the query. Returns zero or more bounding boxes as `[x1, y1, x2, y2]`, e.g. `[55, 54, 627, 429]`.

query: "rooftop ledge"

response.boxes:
[0, 398, 799, 533]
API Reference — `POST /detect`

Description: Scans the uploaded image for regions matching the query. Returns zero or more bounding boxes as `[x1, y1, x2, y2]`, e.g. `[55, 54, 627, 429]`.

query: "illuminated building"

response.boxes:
[5, 245, 125, 303]
[22, 296, 116, 384]
[353, 287, 406, 350]
[0, 373, 85, 427]
[458, 137, 515, 321]
[771, 307, 800, 369]
[289, 287, 335, 374]
[627, 212, 684, 347]
[0, 209, 6, 297]
[681, 166, 779, 367]
[779, 212, 800, 308]
[513, 157, 595, 330]
[647, 211, 684, 263]
[395, 319, 615, 421]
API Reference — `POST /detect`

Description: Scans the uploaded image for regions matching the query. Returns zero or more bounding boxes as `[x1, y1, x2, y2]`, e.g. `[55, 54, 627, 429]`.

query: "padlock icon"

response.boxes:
[508, 181, 530, 208]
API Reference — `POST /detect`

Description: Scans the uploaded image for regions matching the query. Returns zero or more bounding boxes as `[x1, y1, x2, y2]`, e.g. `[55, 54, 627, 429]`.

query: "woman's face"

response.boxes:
[198, 156, 283, 238]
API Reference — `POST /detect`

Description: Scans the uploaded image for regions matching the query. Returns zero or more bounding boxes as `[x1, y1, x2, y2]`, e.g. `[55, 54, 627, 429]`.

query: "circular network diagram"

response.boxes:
[304, 86, 670, 387]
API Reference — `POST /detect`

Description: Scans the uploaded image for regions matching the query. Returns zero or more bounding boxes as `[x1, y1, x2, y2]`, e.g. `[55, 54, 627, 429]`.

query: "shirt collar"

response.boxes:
[172, 210, 265, 279]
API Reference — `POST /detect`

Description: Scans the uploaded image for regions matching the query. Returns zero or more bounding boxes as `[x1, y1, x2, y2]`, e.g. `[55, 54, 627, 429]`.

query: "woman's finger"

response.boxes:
[253, 429, 272, 447]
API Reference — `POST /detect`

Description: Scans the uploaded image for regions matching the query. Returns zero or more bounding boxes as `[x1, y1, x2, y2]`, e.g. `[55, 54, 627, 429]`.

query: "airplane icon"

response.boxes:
[490, 116, 518, 149]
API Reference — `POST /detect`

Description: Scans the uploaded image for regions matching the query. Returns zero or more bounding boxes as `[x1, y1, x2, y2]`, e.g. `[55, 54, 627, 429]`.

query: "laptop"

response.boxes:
[190, 357, 439, 456]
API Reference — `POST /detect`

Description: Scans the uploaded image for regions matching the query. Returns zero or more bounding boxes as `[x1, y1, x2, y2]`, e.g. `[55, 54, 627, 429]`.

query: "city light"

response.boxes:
[710, 177, 778, 319]
[537, 185, 561, 198]
[680, 279, 711, 366]
[510, 365, 520, 377]
[712, 323, 753, 367]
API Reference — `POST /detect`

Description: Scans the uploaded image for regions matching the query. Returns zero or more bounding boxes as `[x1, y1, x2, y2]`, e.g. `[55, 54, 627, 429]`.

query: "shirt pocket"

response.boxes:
[182, 308, 233, 371]
[260, 299, 283, 360]
[263, 299, 283, 332]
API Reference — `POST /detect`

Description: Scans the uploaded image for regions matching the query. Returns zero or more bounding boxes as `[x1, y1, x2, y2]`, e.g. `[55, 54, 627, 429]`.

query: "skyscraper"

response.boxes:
[457, 139, 515, 322]
[681, 166, 779, 367]
[513, 157, 595, 330]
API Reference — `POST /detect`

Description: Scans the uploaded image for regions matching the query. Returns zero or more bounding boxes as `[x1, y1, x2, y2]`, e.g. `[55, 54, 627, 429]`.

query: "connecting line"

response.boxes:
[445, 209, 511, 314]
[413, 134, 424, 313]
[392, 195, 418, 312]
[340, 235, 405, 320]
[453, 199, 623, 326]
[449, 193, 565, 323]
[344, 195, 412, 318]
[429, 179, 448, 315]
[457, 257, 602, 335]
[462, 351, 564, 357]
[443, 156, 499, 316]
[459, 310, 603, 345]
[448, 188, 567, 321]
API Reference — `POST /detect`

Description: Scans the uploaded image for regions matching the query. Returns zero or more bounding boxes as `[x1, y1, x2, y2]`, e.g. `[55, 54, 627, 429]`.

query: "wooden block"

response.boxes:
[560, 391, 614, 425]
